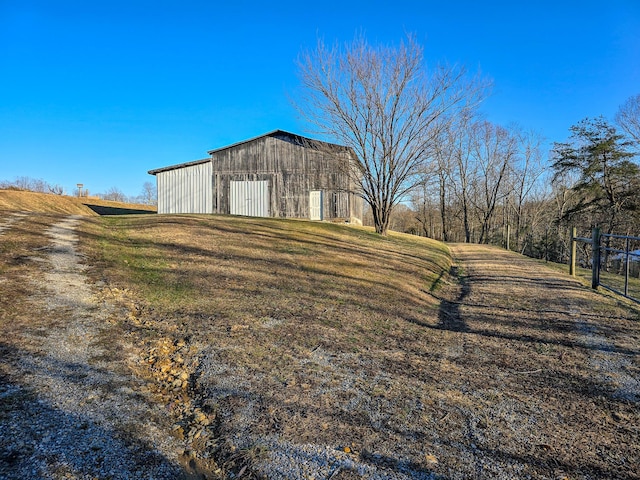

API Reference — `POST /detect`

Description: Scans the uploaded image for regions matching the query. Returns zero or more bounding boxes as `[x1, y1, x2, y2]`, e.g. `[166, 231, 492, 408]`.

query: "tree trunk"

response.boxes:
[462, 193, 471, 243]
[371, 201, 392, 235]
[439, 174, 448, 241]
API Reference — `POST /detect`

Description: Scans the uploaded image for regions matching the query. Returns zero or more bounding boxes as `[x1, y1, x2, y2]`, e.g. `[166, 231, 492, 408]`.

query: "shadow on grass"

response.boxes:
[437, 265, 470, 332]
[83, 204, 156, 216]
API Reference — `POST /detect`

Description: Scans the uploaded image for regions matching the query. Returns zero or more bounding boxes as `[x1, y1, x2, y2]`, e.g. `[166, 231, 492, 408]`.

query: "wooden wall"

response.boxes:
[210, 134, 362, 222]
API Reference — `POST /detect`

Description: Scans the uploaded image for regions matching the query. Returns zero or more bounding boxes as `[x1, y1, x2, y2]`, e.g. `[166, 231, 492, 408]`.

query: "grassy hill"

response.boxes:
[80, 214, 452, 472]
[2, 200, 638, 478]
[0, 189, 156, 215]
[84, 214, 450, 318]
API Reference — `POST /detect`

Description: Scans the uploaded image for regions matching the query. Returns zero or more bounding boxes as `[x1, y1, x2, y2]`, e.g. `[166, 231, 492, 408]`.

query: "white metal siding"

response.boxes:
[230, 180, 268, 217]
[156, 162, 212, 214]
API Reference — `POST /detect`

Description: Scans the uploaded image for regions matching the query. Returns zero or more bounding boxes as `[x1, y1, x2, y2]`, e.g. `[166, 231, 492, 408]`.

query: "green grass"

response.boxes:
[536, 257, 640, 303]
[83, 214, 452, 321]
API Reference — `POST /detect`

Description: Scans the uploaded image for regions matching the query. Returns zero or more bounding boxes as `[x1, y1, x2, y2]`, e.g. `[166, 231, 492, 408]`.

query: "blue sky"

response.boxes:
[1, 0, 639, 198]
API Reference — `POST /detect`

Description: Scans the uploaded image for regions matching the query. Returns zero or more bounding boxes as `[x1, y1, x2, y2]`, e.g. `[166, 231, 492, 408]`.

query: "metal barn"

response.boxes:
[149, 130, 363, 223]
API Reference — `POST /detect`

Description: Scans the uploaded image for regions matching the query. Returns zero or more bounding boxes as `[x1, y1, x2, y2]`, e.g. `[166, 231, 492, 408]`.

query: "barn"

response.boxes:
[148, 130, 363, 223]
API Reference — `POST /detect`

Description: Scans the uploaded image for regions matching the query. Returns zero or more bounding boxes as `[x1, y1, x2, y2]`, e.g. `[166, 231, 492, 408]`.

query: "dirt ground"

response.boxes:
[1, 213, 639, 479]
[435, 244, 639, 479]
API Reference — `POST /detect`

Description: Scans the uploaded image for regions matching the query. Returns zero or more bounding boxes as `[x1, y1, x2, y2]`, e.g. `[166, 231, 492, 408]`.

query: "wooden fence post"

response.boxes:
[624, 236, 630, 297]
[569, 226, 576, 276]
[591, 227, 600, 289]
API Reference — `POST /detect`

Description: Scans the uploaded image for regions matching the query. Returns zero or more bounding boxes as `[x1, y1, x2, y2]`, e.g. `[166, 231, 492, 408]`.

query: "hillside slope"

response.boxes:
[1, 212, 452, 479]
[4, 211, 637, 479]
[82, 214, 455, 477]
[0, 189, 156, 215]
[83, 215, 638, 479]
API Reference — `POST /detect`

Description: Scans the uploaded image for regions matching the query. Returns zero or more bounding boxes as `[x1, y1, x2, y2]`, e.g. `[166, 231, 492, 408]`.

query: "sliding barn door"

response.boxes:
[230, 180, 269, 217]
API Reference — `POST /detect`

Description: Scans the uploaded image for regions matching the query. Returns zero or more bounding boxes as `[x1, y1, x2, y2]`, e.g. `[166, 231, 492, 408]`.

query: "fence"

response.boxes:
[570, 227, 640, 303]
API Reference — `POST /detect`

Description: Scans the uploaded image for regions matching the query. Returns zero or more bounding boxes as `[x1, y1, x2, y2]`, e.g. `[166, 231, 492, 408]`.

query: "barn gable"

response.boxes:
[149, 130, 363, 223]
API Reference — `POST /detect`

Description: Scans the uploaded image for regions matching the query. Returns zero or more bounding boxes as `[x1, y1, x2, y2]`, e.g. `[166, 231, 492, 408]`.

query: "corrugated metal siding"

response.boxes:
[151, 132, 363, 222]
[229, 180, 269, 217]
[156, 161, 212, 214]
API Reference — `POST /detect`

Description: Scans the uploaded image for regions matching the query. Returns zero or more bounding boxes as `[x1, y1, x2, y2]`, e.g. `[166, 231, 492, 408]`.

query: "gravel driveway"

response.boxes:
[0, 215, 187, 479]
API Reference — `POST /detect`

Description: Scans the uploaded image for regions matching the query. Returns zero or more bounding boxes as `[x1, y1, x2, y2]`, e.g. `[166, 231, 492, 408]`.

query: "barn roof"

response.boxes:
[147, 158, 210, 176]
[148, 130, 352, 175]
[206, 129, 348, 155]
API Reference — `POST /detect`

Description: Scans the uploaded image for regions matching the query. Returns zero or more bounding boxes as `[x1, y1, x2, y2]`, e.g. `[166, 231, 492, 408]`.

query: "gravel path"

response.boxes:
[0, 216, 187, 479]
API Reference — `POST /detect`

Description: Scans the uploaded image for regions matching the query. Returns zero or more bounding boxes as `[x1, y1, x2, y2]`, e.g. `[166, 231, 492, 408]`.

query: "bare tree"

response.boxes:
[410, 181, 442, 238]
[0, 176, 64, 195]
[141, 181, 157, 205]
[48, 184, 64, 195]
[615, 94, 640, 144]
[13, 176, 35, 191]
[507, 128, 547, 250]
[438, 113, 478, 242]
[296, 34, 489, 235]
[427, 129, 453, 241]
[388, 203, 420, 234]
[469, 121, 517, 244]
[102, 187, 127, 203]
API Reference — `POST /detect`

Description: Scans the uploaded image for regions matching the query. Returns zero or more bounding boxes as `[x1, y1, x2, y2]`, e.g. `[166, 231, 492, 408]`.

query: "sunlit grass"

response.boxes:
[537, 257, 640, 303]
[83, 214, 452, 321]
[75, 214, 640, 477]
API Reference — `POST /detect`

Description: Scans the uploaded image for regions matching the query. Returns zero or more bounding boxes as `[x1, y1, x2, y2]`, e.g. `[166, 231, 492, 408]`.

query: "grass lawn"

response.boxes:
[74, 215, 640, 479]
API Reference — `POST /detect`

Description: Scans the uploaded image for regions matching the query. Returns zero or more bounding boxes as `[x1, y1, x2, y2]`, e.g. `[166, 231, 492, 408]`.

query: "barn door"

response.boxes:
[309, 190, 323, 221]
[230, 180, 269, 217]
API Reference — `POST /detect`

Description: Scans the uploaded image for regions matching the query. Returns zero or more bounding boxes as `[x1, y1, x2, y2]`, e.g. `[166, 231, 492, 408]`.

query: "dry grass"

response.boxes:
[3, 207, 639, 479]
[0, 213, 58, 342]
[83, 215, 449, 321]
[443, 245, 639, 475]
[80, 215, 453, 475]
[541, 257, 640, 305]
[0, 189, 156, 215]
[79, 215, 640, 479]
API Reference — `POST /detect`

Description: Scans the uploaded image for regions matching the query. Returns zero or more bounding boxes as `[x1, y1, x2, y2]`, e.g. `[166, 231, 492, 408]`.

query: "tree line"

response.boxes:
[296, 35, 639, 264]
[405, 113, 638, 265]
